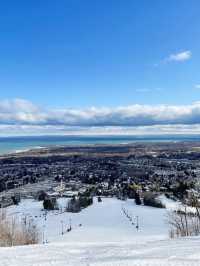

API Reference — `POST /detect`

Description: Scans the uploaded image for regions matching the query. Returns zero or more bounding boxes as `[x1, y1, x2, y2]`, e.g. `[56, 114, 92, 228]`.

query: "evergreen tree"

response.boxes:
[43, 197, 58, 210]
[135, 192, 142, 205]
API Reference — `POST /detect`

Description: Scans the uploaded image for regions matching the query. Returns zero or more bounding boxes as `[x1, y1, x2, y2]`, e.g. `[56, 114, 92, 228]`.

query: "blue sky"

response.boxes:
[0, 0, 199, 107]
[0, 0, 200, 135]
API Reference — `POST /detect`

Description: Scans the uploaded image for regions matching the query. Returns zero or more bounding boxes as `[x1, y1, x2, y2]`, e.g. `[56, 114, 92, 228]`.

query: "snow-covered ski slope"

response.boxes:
[1, 197, 199, 266]
[6, 197, 169, 243]
[1, 236, 200, 265]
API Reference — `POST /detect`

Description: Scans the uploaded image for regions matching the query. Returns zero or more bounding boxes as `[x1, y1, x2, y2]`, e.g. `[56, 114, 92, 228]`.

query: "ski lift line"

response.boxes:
[121, 205, 139, 230]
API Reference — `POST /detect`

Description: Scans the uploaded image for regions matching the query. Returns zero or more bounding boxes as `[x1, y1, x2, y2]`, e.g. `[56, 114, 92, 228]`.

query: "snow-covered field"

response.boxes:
[1, 196, 200, 265]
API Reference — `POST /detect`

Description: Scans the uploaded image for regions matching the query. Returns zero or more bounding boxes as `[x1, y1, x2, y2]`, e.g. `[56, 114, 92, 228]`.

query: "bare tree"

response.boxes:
[21, 216, 39, 245]
[167, 207, 200, 238]
[0, 211, 39, 246]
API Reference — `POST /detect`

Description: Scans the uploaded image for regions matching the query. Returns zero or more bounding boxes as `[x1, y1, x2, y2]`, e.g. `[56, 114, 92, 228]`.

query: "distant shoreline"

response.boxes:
[0, 134, 200, 157]
[1, 140, 200, 159]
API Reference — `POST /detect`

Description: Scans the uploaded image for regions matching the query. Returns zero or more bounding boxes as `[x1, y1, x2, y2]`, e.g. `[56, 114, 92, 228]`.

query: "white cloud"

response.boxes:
[135, 88, 151, 93]
[1, 124, 200, 136]
[165, 50, 192, 62]
[1, 99, 200, 130]
[135, 88, 163, 93]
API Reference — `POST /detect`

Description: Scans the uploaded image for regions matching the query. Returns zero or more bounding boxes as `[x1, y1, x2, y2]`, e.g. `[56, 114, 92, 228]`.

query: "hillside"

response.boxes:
[7, 197, 170, 243]
[1, 197, 199, 265]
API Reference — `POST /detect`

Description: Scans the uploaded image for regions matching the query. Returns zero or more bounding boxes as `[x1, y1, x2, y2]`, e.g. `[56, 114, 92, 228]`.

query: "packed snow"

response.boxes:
[1, 196, 200, 265]
[1, 236, 200, 266]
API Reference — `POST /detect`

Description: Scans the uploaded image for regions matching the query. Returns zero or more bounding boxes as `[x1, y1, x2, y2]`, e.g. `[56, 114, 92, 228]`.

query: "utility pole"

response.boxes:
[136, 216, 139, 231]
[44, 210, 47, 221]
[42, 225, 45, 244]
[69, 217, 72, 231]
[61, 220, 64, 235]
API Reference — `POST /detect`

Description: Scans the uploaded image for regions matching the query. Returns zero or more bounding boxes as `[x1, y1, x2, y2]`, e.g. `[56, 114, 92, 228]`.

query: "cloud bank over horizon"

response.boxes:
[1, 98, 200, 135]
